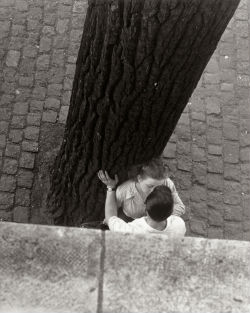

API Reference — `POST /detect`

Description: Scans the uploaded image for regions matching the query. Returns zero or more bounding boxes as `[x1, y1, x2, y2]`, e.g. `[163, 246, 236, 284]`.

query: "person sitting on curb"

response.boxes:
[115, 157, 185, 222]
[98, 170, 186, 237]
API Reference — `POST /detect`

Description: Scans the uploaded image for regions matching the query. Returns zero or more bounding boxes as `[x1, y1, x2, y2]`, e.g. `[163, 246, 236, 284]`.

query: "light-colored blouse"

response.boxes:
[116, 178, 185, 219]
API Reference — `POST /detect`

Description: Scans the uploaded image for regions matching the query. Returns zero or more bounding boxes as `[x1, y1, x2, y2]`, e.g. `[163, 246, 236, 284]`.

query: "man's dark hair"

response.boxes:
[145, 185, 173, 222]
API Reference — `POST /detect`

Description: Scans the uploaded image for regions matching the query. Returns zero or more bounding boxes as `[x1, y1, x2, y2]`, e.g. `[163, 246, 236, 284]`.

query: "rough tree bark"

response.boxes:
[47, 0, 240, 226]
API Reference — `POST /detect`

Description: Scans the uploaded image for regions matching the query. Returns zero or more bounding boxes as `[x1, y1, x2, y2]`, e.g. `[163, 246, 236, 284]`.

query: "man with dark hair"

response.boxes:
[98, 170, 186, 237]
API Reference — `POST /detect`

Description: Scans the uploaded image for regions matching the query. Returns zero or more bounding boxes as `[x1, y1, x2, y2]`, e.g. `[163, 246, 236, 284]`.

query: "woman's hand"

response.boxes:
[98, 170, 119, 188]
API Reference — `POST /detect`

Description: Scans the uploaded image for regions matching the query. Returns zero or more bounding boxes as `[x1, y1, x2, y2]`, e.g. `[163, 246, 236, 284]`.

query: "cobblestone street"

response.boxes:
[0, 0, 249, 240]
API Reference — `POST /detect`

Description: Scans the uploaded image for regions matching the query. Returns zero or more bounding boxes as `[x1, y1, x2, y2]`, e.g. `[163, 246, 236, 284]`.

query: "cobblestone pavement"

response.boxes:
[164, 0, 250, 240]
[0, 0, 249, 240]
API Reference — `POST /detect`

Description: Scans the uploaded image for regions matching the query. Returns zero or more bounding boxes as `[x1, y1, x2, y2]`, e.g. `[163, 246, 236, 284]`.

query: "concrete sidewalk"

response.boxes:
[0, 222, 249, 313]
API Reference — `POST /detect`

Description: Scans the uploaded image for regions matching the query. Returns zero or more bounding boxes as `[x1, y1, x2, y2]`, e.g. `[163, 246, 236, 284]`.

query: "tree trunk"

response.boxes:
[47, 0, 240, 226]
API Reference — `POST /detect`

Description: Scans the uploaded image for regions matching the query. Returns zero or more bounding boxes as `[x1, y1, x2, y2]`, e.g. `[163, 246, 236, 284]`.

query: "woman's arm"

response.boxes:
[98, 170, 119, 222]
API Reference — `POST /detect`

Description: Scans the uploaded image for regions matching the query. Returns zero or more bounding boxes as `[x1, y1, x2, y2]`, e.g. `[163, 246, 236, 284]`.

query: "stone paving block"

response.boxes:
[190, 202, 208, 220]
[45, 98, 61, 110]
[0, 94, 14, 106]
[207, 173, 223, 192]
[12, 24, 26, 37]
[224, 141, 240, 163]
[191, 111, 205, 121]
[207, 226, 224, 239]
[65, 64, 76, 78]
[24, 126, 40, 141]
[42, 110, 58, 123]
[177, 155, 192, 172]
[11, 115, 26, 128]
[63, 77, 73, 90]
[243, 195, 250, 219]
[36, 54, 50, 70]
[220, 83, 234, 92]
[32, 85, 46, 100]
[13, 206, 30, 223]
[29, 7, 43, 20]
[19, 152, 35, 169]
[163, 142, 176, 158]
[190, 185, 206, 203]
[2, 158, 18, 175]
[29, 100, 43, 112]
[174, 171, 192, 190]
[0, 192, 14, 207]
[192, 145, 206, 162]
[208, 155, 223, 173]
[205, 97, 221, 115]
[207, 191, 223, 209]
[52, 49, 65, 66]
[224, 163, 241, 182]
[73, 0, 87, 13]
[15, 0, 28, 11]
[220, 69, 236, 82]
[223, 122, 239, 141]
[205, 58, 219, 73]
[19, 76, 34, 87]
[192, 162, 206, 185]
[208, 144, 222, 155]
[27, 112, 41, 126]
[0, 224, 101, 313]
[5, 143, 20, 158]
[189, 218, 208, 237]
[42, 25, 56, 37]
[240, 147, 250, 162]
[0, 175, 16, 192]
[0, 121, 9, 134]
[224, 222, 243, 240]
[15, 188, 31, 206]
[22, 140, 39, 153]
[58, 105, 69, 123]
[208, 207, 224, 227]
[0, 108, 12, 121]
[0, 134, 6, 148]
[72, 14, 86, 29]
[17, 169, 34, 188]
[19, 57, 36, 74]
[48, 83, 63, 97]
[224, 181, 241, 205]
[224, 204, 243, 222]
[6, 50, 20, 67]
[0, 210, 13, 222]
[39, 36, 52, 52]
[69, 29, 82, 42]
[56, 19, 69, 34]
[177, 141, 191, 155]
[27, 19, 40, 31]
[54, 35, 70, 49]
[8, 129, 23, 143]
[62, 90, 71, 105]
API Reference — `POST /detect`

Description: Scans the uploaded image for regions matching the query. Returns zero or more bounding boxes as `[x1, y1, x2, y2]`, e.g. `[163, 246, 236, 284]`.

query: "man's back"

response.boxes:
[108, 215, 186, 238]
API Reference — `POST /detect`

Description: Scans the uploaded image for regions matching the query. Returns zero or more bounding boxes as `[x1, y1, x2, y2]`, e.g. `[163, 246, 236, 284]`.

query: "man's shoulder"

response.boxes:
[168, 215, 185, 226]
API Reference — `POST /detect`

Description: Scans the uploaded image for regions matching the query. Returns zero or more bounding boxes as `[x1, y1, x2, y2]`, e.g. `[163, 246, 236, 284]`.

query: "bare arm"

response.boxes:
[97, 170, 119, 222]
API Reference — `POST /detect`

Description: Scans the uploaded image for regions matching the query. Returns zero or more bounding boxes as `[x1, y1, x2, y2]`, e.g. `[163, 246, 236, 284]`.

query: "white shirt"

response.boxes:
[116, 178, 185, 219]
[108, 215, 186, 238]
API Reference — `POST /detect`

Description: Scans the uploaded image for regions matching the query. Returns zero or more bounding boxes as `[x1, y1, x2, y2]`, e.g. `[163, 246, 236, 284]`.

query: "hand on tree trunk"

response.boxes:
[98, 170, 119, 189]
